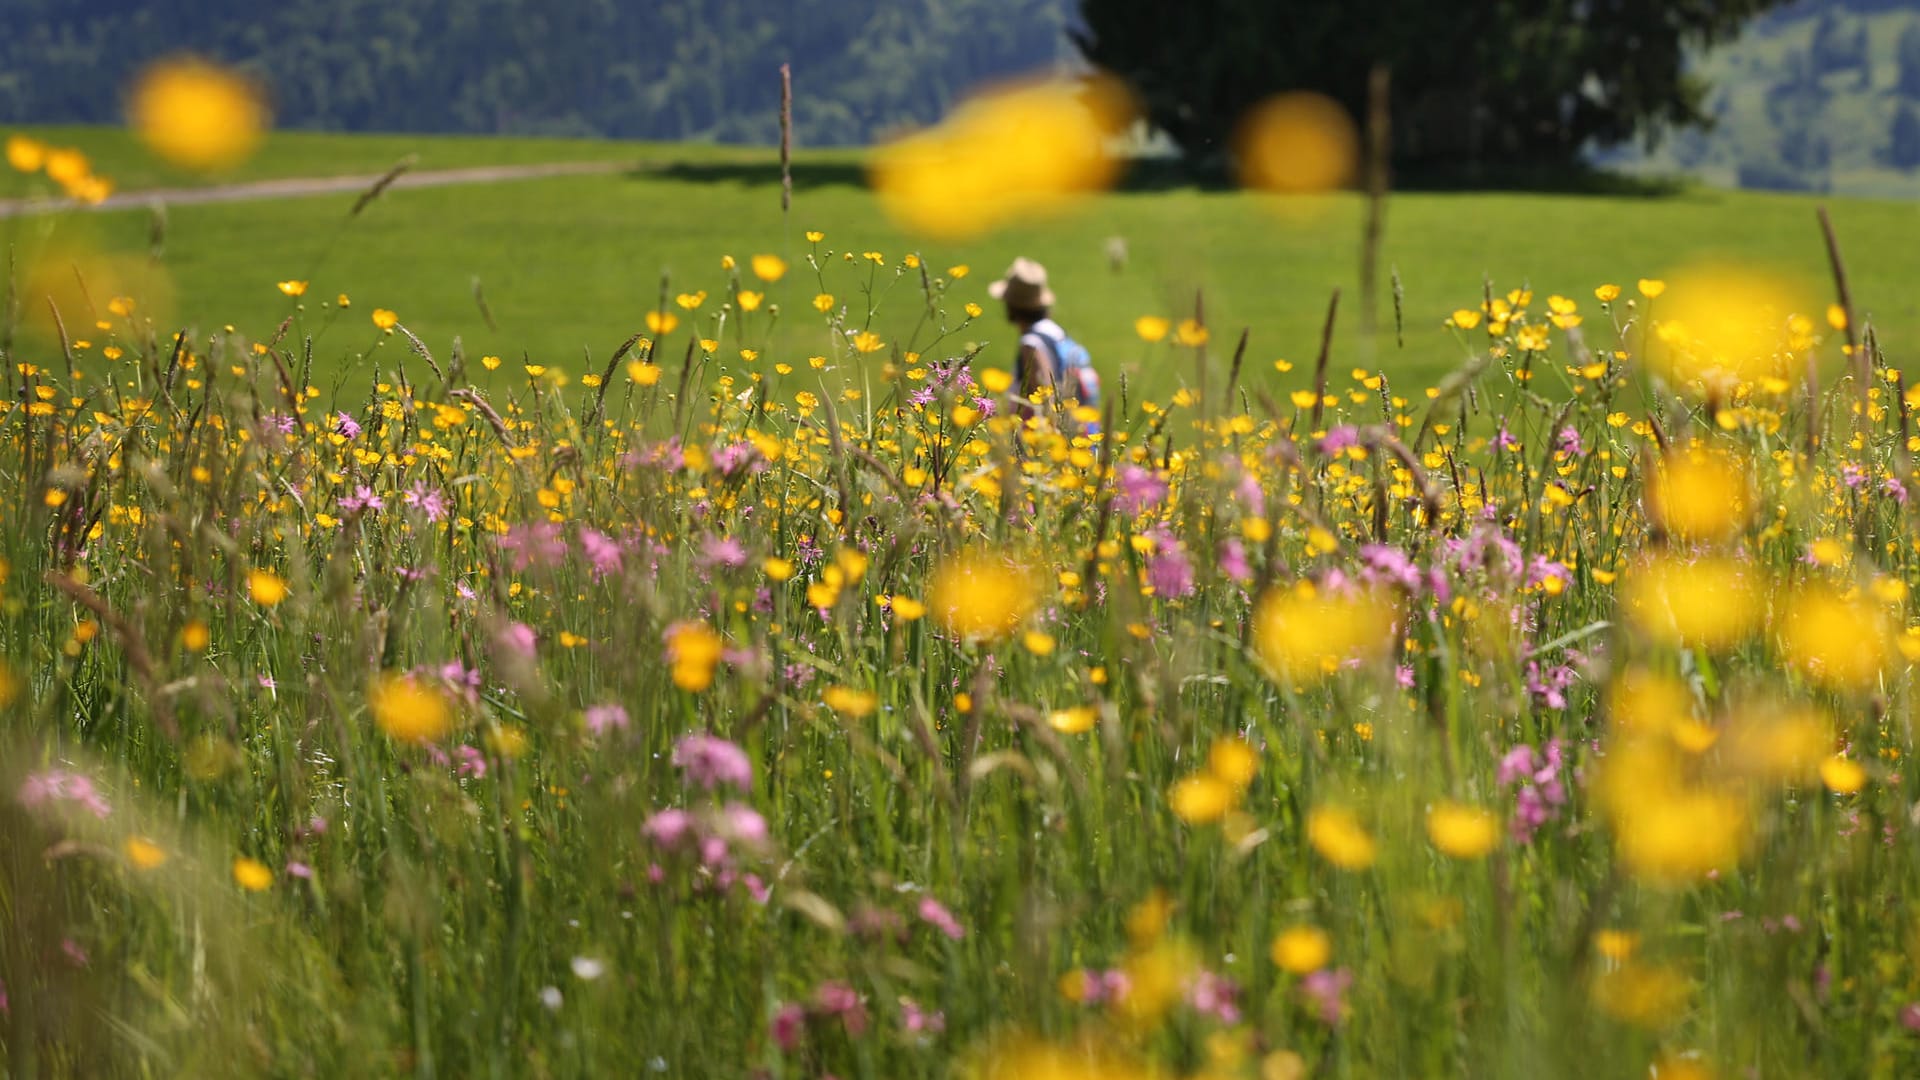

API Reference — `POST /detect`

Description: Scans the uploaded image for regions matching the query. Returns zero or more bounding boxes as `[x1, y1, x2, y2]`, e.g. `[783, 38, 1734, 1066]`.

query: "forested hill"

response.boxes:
[1606, 0, 1920, 195]
[0, 0, 1073, 145]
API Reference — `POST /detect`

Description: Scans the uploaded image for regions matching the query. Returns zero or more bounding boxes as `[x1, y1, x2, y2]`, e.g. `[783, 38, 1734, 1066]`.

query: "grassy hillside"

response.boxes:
[8, 126, 1919, 398]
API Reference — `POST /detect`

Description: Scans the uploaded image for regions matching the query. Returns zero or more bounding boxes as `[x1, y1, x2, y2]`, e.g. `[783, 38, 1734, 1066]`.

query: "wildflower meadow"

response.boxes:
[7, 59, 1920, 1080]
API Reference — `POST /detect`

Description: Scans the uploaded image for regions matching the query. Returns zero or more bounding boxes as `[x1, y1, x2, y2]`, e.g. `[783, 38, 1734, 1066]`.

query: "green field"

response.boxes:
[9, 126, 1920, 397]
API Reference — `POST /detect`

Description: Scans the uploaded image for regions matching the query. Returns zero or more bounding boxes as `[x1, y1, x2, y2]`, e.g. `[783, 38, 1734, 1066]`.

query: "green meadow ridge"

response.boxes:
[5, 127, 1919, 394]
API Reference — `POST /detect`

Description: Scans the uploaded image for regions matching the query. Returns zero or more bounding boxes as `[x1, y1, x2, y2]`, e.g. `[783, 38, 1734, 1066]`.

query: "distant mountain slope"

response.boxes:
[1601, 0, 1920, 196]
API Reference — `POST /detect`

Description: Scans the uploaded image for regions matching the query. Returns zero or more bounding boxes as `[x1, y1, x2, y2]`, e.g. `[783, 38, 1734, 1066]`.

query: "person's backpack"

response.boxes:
[1039, 331, 1102, 409]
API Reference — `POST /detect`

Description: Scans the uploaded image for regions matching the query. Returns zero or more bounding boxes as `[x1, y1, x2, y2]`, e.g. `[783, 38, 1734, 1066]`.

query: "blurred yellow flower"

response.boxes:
[44, 147, 89, 186]
[277, 280, 308, 297]
[1048, 705, 1098, 734]
[1307, 805, 1376, 869]
[1612, 788, 1746, 885]
[666, 622, 725, 692]
[853, 330, 886, 354]
[1620, 557, 1758, 649]
[645, 311, 679, 335]
[371, 308, 399, 330]
[1593, 962, 1691, 1029]
[1637, 279, 1666, 299]
[1270, 925, 1331, 974]
[736, 290, 763, 312]
[751, 254, 787, 281]
[1723, 708, 1828, 784]
[927, 550, 1037, 643]
[247, 569, 289, 607]
[1169, 773, 1234, 823]
[890, 596, 926, 621]
[6, 134, 45, 172]
[1207, 738, 1258, 789]
[764, 557, 795, 582]
[1175, 319, 1210, 347]
[627, 361, 663, 386]
[1780, 587, 1889, 690]
[181, 619, 211, 652]
[812, 293, 835, 313]
[124, 836, 169, 870]
[1426, 802, 1499, 859]
[370, 672, 453, 743]
[232, 856, 274, 892]
[1595, 284, 1622, 302]
[1820, 756, 1867, 794]
[1253, 583, 1394, 683]
[869, 75, 1135, 240]
[1648, 266, 1808, 388]
[129, 58, 268, 172]
[1233, 91, 1359, 194]
[1648, 448, 1750, 541]
[1134, 316, 1170, 343]
[824, 685, 878, 718]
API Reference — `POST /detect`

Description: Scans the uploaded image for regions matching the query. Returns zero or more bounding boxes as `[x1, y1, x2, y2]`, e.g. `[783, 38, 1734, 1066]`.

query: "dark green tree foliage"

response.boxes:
[0, 0, 1070, 144]
[1073, 0, 1787, 168]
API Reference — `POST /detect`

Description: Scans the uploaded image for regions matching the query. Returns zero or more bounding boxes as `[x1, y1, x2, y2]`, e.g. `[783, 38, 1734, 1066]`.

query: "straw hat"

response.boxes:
[987, 257, 1055, 309]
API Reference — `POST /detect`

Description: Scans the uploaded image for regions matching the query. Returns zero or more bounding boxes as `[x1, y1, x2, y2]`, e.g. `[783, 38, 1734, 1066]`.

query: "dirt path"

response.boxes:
[0, 159, 632, 219]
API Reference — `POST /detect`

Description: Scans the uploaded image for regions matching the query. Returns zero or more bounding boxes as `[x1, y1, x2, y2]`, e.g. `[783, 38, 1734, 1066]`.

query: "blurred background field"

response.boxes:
[9, 125, 1920, 395]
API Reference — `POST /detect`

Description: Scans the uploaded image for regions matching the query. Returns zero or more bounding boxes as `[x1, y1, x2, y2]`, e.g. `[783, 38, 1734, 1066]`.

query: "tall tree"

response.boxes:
[1072, 0, 1787, 170]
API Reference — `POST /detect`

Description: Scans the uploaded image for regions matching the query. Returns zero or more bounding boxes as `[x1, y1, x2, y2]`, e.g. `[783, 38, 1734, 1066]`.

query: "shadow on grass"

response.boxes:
[632, 155, 1695, 200]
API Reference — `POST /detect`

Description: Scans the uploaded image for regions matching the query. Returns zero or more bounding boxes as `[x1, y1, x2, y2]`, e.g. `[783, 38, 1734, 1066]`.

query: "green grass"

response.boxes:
[6, 125, 1918, 396]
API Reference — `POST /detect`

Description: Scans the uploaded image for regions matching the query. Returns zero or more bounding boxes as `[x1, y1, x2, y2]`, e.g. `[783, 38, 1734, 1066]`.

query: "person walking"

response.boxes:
[986, 257, 1100, 418]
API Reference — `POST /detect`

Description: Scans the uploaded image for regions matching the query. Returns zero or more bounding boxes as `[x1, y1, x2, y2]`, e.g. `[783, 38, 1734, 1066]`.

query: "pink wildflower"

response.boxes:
[917, 896, 966, 940]
[672, 733, 753, 791]
[18, 769, 111, 819]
